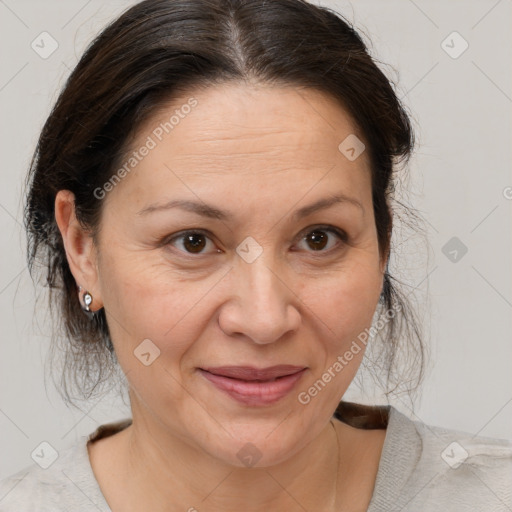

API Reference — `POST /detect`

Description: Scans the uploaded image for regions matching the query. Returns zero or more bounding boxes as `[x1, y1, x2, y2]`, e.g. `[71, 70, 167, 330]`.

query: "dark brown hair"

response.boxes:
[24, 0, 427, 405]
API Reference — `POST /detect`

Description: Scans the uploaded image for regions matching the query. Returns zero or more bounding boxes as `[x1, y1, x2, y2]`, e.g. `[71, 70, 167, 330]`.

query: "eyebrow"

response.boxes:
[137, 193, 364, 220]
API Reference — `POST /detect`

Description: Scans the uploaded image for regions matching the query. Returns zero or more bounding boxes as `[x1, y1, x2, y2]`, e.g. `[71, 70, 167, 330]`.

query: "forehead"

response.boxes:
[110, 83, 371, 212]
[139, 83, 364, 154]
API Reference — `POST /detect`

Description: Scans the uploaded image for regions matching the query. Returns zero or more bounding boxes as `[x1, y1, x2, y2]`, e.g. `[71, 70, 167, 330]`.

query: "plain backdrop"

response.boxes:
[0, 0, 511, 479]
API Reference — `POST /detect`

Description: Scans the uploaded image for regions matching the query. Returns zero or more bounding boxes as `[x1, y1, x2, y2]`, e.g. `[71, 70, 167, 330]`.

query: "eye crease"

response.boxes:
[163, 225, 348, 257]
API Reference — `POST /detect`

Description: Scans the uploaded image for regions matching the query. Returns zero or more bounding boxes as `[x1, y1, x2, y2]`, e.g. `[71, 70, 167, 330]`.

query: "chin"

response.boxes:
[192, 413, 314, 469]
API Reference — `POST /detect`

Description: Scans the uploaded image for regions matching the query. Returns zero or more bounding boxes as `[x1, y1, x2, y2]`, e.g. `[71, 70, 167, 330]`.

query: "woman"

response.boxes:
[0, 0, 510, 510]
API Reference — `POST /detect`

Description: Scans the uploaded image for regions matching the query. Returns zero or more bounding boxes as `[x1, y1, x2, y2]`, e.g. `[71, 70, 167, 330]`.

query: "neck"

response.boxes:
[121, 408, 345, 512]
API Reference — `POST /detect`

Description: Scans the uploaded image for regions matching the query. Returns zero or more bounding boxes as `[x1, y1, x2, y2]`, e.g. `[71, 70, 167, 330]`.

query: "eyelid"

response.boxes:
[297, 224, 347, 240]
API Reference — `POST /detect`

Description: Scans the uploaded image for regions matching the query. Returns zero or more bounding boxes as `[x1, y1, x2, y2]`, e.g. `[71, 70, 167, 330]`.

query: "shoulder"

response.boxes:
[0, 437, 110, 512]
[418, 415, 511, 497]
[381, 406, 512, 510]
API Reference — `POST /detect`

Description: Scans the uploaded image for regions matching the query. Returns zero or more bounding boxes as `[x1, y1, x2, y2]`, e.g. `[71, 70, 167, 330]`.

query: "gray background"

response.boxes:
[1, 0, 511, 479]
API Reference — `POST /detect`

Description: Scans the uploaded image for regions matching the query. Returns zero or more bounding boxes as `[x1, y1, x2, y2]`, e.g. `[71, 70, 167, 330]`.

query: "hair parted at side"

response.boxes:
[24, 0, 427, 406]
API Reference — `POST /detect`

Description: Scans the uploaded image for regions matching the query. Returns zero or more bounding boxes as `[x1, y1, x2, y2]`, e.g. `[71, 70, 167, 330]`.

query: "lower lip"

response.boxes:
[198, 368, 306, 406]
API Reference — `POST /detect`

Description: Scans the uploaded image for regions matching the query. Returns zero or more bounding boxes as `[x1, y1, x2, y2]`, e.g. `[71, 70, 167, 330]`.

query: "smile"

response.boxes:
[198, 365, 307, 406]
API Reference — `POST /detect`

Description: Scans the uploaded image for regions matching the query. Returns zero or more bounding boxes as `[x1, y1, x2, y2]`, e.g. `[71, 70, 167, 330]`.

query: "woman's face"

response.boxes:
[89, 83, 386, 466]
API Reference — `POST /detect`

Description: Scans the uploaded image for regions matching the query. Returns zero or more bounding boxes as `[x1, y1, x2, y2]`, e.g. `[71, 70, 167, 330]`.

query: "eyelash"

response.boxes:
[162, 225, 348, 258]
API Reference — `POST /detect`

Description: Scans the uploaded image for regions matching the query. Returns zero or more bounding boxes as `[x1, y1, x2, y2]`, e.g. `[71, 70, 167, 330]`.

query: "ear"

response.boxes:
[54, 190, 103, 311]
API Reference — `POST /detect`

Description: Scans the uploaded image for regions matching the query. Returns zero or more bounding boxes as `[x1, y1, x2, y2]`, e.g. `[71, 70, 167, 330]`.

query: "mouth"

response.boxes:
[197, 365, 307, 406]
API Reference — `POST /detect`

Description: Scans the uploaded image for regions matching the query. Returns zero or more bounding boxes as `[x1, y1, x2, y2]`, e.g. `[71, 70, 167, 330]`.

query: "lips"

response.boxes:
[198, 365, 307, 406]
[202, 365, 305, 381]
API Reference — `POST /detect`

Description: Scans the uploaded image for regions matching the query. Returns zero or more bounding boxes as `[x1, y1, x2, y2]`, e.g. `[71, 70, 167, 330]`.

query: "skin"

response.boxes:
[55, 83, 389, 511]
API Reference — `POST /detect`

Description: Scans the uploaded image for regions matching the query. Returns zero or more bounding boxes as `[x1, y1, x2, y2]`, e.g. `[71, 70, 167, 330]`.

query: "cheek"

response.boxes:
[294, 262, 381, 414]
[304, 259, 382, 345]
[98, 256, 213, 423]
[98, 251, 215, 364]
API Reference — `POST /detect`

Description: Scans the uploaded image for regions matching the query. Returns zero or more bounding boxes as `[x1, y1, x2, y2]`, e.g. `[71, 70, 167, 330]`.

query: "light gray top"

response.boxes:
[0, 405, 511, 511]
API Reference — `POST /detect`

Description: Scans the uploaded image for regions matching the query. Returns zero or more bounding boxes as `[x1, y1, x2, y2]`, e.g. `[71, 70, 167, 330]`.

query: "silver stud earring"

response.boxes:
[78, 285, 95, 320]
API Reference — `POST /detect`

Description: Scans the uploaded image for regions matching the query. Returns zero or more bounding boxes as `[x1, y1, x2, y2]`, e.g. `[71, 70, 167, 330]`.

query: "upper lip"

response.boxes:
[200, 365, 306, 381]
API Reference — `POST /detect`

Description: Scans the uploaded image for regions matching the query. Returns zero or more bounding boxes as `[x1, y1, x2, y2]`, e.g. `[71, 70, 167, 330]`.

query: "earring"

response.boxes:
[78, 285, 95, 320]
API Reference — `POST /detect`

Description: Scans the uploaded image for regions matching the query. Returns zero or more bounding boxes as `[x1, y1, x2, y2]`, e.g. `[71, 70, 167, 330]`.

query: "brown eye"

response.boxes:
[296, 226, 346, 254]
[305, 230, 329, 251]
[167, 230, 216, 255]
[182, 233, 207, 253]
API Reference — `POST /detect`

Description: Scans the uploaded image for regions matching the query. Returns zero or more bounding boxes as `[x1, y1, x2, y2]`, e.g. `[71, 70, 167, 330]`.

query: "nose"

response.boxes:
[218, 251, 301, 345]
